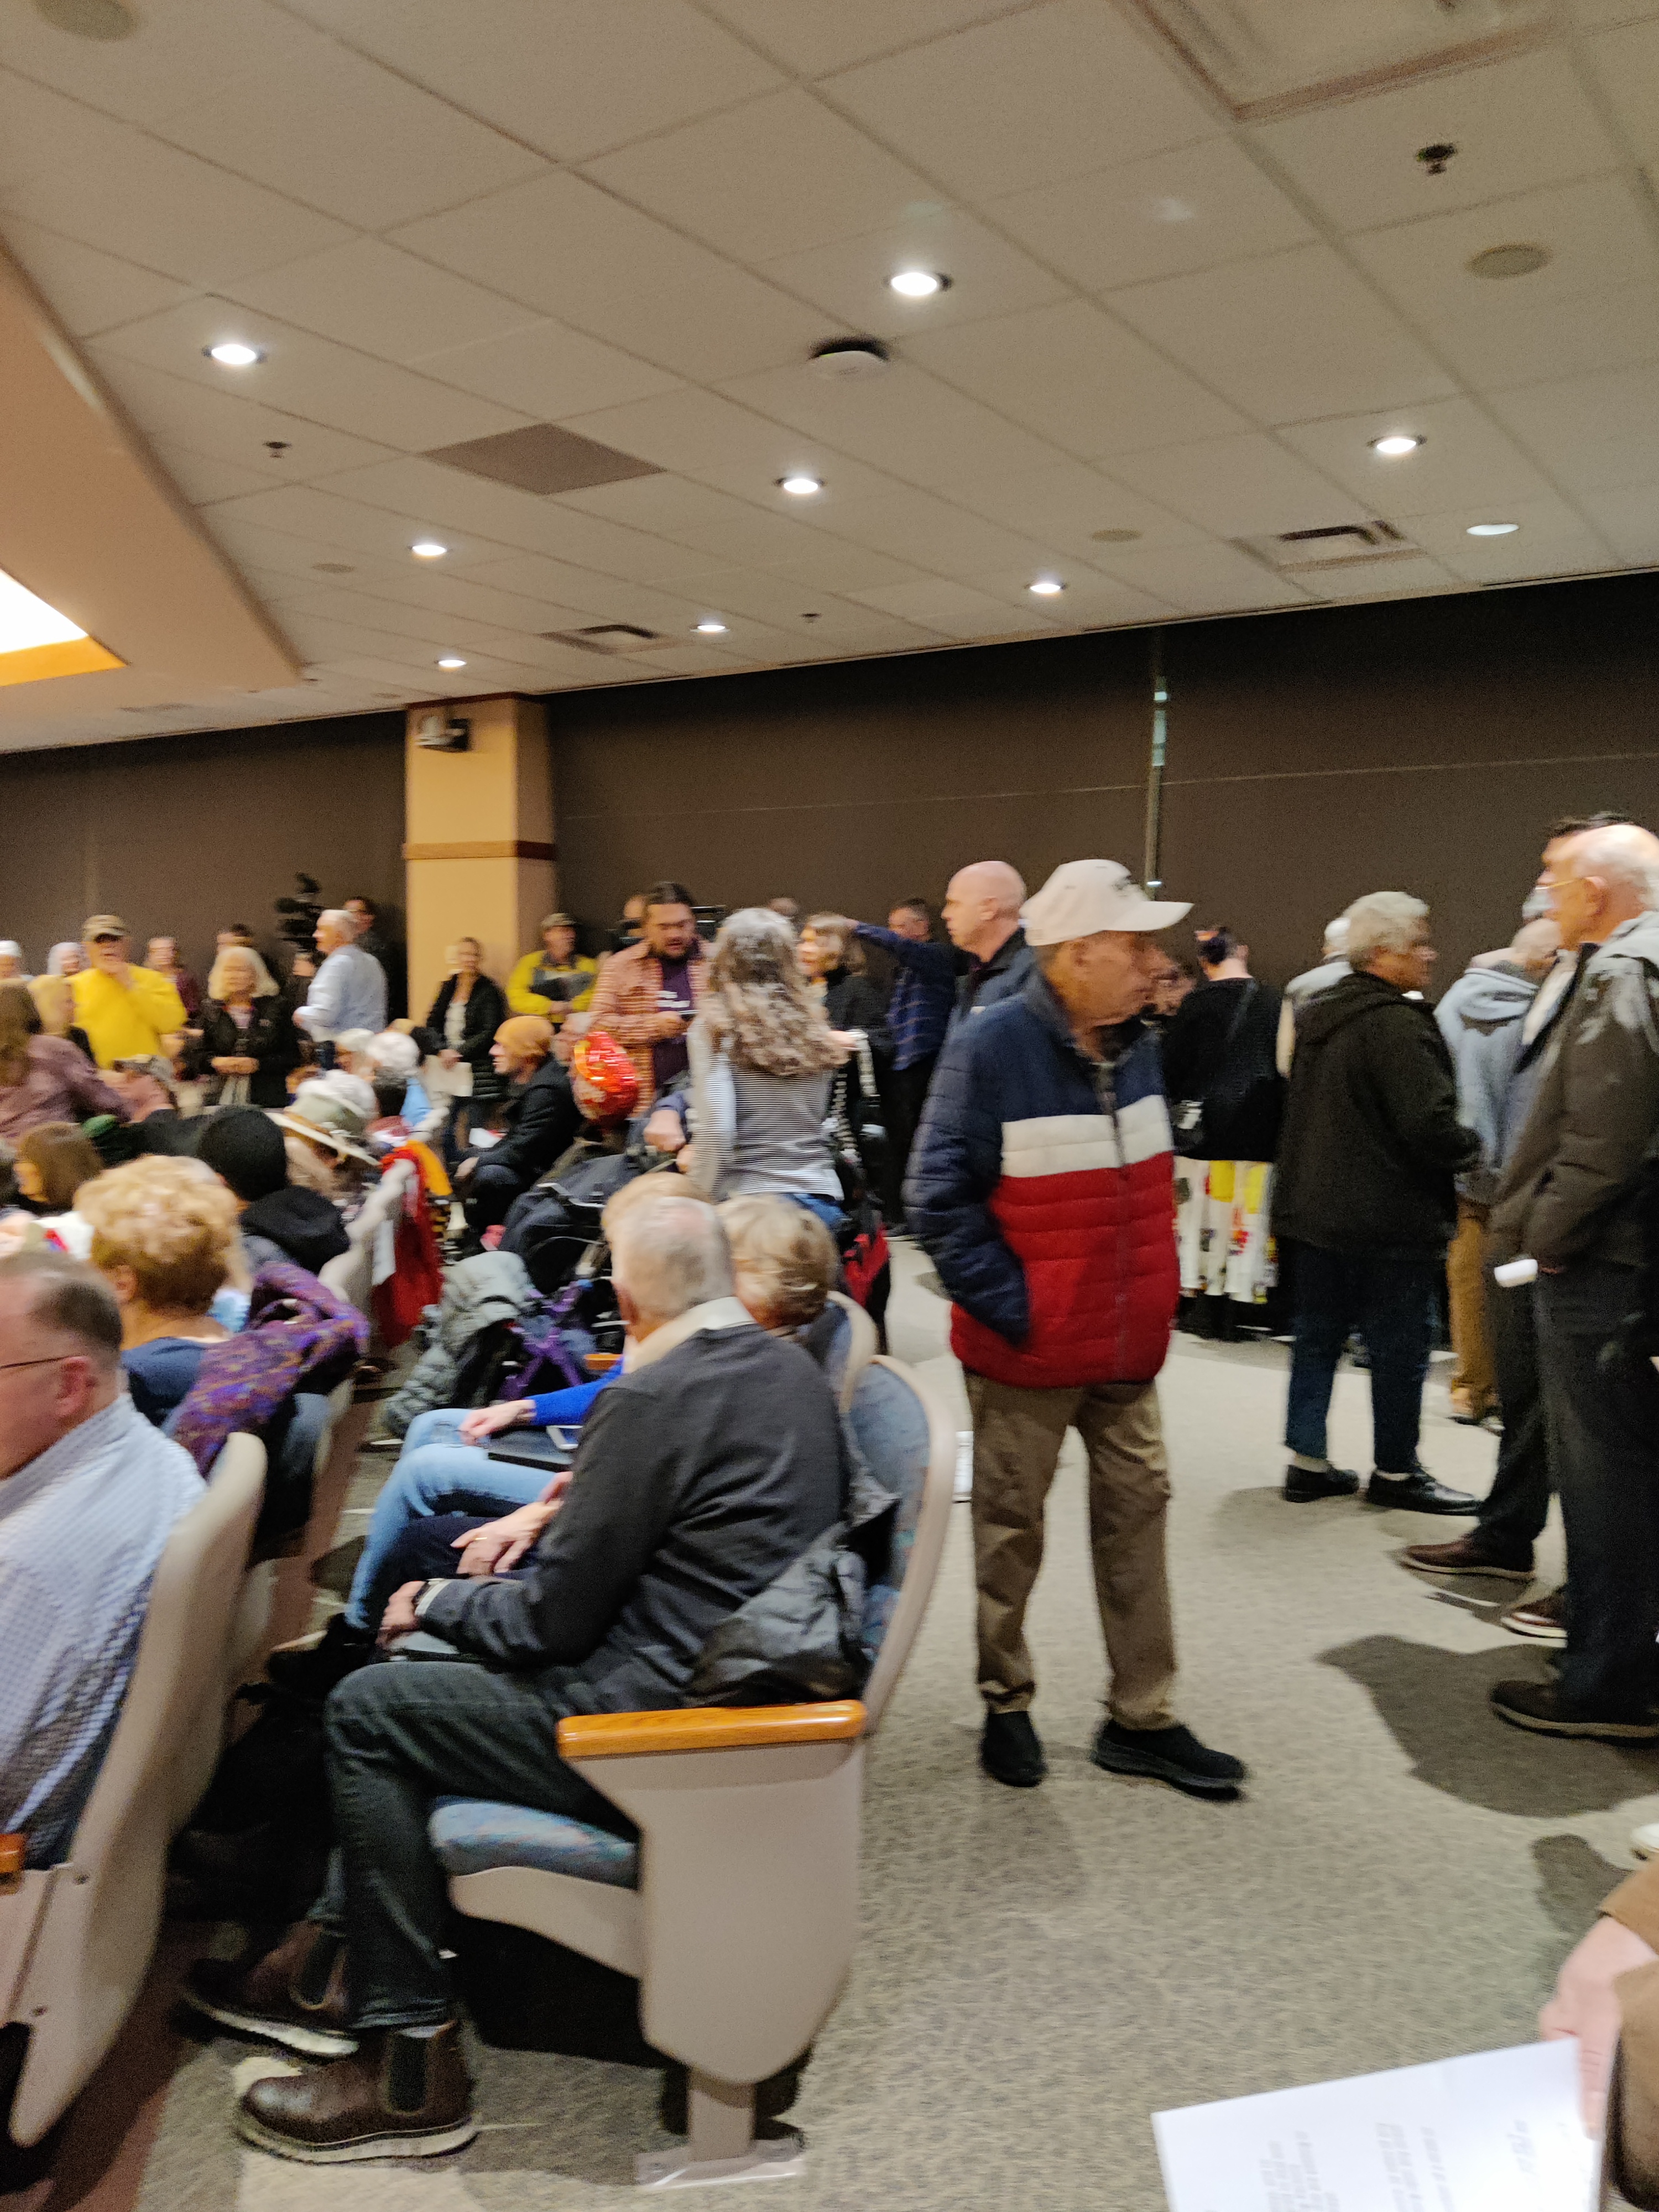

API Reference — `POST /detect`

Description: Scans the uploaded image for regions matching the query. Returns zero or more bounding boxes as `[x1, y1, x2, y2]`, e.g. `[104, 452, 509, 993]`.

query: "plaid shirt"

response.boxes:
[586, 938, 707, 1102]
[854, 925, 957, 1071]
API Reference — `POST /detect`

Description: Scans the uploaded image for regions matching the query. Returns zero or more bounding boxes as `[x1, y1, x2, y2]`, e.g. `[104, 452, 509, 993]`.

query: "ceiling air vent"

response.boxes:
[1124, 0, 1556, 119]
[426, 424, 661, 497]
[1238, 521, 1422, 575]
[540, 623, 668, 656]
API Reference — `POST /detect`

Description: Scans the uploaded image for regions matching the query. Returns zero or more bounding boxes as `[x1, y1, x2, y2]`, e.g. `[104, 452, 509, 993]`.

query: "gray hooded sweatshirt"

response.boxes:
[1434, 959, 1541, 1204]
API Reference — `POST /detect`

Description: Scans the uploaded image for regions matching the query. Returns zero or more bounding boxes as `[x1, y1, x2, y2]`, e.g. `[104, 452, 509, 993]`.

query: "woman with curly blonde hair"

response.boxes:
[679, 907, 846, 1225]
[77, 1154, 239, 1423]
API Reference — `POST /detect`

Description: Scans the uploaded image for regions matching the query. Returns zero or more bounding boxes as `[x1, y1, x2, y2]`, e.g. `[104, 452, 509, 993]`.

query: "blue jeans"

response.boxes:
[1283, 1243, 1438, 1475]
[343, 1411, 546, 1630]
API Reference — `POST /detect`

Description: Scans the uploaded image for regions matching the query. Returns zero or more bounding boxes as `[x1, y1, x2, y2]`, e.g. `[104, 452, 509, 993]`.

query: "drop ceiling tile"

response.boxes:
[807, 486, 1051, 577]
[961, 566, 1175, 625]
[1427, 278, 1659, 391]
[201, 484, 510, 571]
[582, 89, 938, 263]
[392, 174, 834, 383]
[768, 539, 938, 594]
[1350, 176, 1659, 332]
[460, 551, 679, 623]
[1109, 245, 1458, 424]
[276, 584, 562, 661]
[1108, 435, 1366, 537]
[651, 565, 863, 628]
[202, 511, 381, 585]
[0, 0, 315, 130]
[91, 302, 531, 453]
[1091, 541, 1311, 613]
[154, 35, 547, 233]
[1277, 399, 1558, 514]
[905, 299, 1248, 459]
[0, 79, 352, 285]
[559, 387, 891, 501]
[281, 0, 783, 161]
[1573, 485, 1659, 564]
[714, 359, 1071, 494]
[823, 0, 1220, 201]
[1571, 0, 1659, 24]
[851, 576, 1060, 638]
[953, 463, 1204, 554]
[990, 138, 1314, 293]
[0, 217, 197, 338]
[554, 473, 787, 539]
[1584, 19, 1659, 164]
[1485, 365, 1659, 493]
[1249, 49, 1623, 234]
[411, 320, 682, 420]
[759, 208, 1069, 337]
[153, 442, 281, 503]
[699, 0, 1023, 75]
[1404, 497, 1618, 582]
[1298, 556, 1460, 602]
[227, 239, 542, 365]
[89, 357, 401, 483]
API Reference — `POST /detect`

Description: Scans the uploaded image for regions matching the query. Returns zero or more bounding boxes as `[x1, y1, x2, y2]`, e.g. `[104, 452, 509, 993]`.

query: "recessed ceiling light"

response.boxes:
[410, 540, 448, 559]
[1467, 521, 1520, 537]
[1469, 243, 1550, 280]
[1029, 578, 1066, 596]
[889, 269, 949, 298]
[779, 474, 822, 497]
[1150, 196, 1196, 223]
[205, 341, 263, 367]
[1370, 434, 1423, 457]
[436, 655, 467, 669]
[695, 619, 728, 634]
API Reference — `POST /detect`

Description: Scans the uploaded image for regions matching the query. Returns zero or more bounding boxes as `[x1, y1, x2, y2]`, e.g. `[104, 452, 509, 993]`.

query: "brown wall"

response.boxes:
[0, 712, 405, 984]
[551, 572, 1659, 989]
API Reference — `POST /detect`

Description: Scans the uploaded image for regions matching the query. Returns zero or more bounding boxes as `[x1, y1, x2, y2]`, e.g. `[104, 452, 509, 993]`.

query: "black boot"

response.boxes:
[979, 1710, 1046, 1788]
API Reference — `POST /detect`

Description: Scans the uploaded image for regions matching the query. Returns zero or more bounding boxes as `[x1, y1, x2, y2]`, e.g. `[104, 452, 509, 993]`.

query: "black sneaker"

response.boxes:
[1282, 1462, 1361, 1503]
[1091, 1720, 1246, 1799]
[979, 1709, 1046, 1788]
[267, 1613, 375, 1699]
[1365, 1468, 1477, 1515]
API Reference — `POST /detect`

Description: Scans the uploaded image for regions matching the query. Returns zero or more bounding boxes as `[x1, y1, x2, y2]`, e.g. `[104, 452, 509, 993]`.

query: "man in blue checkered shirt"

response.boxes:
[0, 1251, 202, 1867]
[853, 898, 958, 1227]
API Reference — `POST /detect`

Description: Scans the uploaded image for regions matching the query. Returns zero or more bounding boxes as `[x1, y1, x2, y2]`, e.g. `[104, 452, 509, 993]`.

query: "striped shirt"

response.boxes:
[0, 1395, 203, 1866]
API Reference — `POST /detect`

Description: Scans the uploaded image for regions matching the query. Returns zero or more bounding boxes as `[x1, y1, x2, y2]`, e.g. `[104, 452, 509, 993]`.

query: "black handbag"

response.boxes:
[1171, 983, 1268, 1160]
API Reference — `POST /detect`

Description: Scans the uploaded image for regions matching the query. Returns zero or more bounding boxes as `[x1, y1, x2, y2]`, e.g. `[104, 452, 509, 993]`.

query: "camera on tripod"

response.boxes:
[274, 873, 324, 954]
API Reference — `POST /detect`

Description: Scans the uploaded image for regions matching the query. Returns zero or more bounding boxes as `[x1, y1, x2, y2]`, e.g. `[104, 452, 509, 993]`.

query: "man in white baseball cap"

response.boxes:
[908, 857, 1246, 1800]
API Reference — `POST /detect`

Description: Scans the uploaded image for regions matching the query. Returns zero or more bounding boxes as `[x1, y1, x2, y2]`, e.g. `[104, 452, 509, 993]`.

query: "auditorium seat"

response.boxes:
[433, 1353, 955, 2187]
[0, 1437, 267, 2156]
[822, 1288, 878, 1412]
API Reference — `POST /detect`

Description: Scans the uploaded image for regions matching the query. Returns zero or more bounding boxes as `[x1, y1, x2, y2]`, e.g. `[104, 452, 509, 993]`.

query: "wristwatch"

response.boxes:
[412, 1579, 451, 1620]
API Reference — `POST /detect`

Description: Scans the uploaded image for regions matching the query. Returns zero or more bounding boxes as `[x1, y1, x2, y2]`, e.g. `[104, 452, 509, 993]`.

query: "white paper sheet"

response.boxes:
[1154, 2039, 1597, 2212]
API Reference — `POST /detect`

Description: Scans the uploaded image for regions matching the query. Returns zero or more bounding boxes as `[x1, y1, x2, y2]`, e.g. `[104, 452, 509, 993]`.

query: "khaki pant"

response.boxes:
[966, 1373, 1177, 1729]
[1447, 1196, 1496, 1415]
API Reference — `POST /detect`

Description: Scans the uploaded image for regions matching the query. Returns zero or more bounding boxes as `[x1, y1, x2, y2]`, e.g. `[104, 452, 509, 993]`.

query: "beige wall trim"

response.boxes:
[404, 839, 556, 862]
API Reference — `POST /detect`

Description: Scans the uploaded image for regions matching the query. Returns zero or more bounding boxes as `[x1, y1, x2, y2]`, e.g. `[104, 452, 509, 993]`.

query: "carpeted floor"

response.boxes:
[13, 1250, 1657, 2212]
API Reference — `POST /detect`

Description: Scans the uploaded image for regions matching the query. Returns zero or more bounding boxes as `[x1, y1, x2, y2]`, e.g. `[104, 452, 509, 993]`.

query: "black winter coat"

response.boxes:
[190, 996, 302, 1108]
[1271, 972, 1479, 1252]
[486, 1054, 583, 1189]
[416, 973, 508, 1104]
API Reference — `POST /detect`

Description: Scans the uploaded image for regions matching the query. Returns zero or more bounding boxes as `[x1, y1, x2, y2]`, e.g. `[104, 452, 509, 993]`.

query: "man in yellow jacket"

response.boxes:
[506, 913, 596, 1026]
[70, 915, 187, 1068]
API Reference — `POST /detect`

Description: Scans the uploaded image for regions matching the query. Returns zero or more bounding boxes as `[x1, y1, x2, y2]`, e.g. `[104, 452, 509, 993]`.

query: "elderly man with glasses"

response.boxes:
[69, 914, 188, 1069]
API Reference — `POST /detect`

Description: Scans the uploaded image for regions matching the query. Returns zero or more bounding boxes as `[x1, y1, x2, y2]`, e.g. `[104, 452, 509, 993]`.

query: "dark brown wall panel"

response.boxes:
[0, 712, 405, 982]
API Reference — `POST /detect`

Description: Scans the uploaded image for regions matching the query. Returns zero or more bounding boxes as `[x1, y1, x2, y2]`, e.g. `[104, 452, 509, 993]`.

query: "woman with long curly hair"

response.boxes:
[677, 907, 846, 1226]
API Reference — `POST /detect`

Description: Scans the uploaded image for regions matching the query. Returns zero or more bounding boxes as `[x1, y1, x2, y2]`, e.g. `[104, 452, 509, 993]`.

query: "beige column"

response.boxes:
[403, 695, 555, 1018]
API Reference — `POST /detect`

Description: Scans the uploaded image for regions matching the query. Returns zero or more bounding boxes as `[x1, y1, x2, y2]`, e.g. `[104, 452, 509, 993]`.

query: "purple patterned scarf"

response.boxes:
[171, 1261, 368, 1476]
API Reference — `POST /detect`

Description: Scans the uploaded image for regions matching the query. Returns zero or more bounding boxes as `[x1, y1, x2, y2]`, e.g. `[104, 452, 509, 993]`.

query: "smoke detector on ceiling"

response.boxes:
[810, 338, 891, 381]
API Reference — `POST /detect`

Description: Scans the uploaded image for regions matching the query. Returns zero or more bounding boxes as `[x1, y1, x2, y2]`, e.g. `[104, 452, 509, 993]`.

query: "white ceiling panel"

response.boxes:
[390, 173, 836, 384]
[197, 483, 507, 571]
[152, 30, 547, 233]
[1089, 541, 1311, 613]
[150, 442, 281, 504]
[409, 320, 682, 420]
[905, 298, 1249, 458]
[1572, 485, 1659, 565]
[990, 138, 1314, 294]
[554, 474, 784, 538]
[87, 356, 401, 484]
[1405, 496, 1618, 582]
[560, 387, 889, 503]
[952, 463, 1203, 552]
[583, 88, 938, 264]
[0, 217, 196, 338]
[0, 75, 352, 285]
[1298, 556, 1459, 601]
[226, 239, 542, 365]
[459, 551, 691, 626]
[961, 566, 1175, 625]
[826, 0, 1220, 200]
[281, 0, 784, 162]
[1107, 434, 1366, 537]
[849, 576, 1060, 638]
[1486, 366, 1659, 494]
[759, 208, 1070, 338]
[91, 300, 531, 452]
[1571, 0, 1659, 25]
[697, 0, 1025, 77]
[1350, 176, 1659, 333]
[0, 0, 314, 129]
[1109, 244, 1459, 423]
[1250, 49, 1624, 234]
[807, 487, 1056, 578]
[650, 564, 864, 629]
[1278, 398, 1559, 514]
[1424, 278, 1659, 392]
[1583, 18, 1659, 164]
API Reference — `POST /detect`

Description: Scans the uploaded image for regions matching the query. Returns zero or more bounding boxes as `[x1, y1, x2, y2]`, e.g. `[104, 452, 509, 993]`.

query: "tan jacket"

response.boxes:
[585, 940, 706, 1099]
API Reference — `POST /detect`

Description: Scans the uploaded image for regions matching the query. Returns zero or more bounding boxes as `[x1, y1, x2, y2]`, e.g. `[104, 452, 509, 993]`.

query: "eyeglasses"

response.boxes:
[0, 1354, 70, 1376]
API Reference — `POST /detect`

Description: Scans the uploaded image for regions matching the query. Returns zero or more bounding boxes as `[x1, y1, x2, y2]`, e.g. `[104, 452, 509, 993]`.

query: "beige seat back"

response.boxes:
[824, 1290, 878, 1413]
[848, 1357, 957, 1731]
[4, 1437, 265, 2147]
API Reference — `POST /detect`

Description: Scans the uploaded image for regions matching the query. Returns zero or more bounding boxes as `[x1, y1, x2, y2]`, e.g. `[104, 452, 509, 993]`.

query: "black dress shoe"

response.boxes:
[980, 1709, 1046, 1788]
[1091, 1720, 1246, 1799]
[1282, 1462, 1361, 1503]
[1365, 1468, 1477, 1515]
[1489, 1678, 1659, 1741]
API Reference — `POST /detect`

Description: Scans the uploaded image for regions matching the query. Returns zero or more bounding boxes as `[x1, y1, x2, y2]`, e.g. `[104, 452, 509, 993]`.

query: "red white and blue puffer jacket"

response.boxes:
[905, 969, 1178, 1390]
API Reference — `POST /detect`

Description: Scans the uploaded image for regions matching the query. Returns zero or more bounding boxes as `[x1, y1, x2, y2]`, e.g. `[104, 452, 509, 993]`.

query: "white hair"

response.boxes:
[1344, 892, 1429, 968]
[611, 1194, 734, 1322]
[1322, 916, 1349, 954]
[367, 1030, 420, 1077]
[318, 908, 356, 936]
[1566, 825, 1659, 909]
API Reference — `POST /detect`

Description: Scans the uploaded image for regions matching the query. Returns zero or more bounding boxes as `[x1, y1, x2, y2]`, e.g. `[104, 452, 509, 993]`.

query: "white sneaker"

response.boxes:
[954, 1430, 974, 1503]
[1632, 1820, 1659, 1860]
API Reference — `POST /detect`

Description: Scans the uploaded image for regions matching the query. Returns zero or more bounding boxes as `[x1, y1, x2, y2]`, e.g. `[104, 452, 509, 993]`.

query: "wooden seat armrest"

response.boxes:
[0, 1834, 24, 1892]
[558, 1701, 865, 1760]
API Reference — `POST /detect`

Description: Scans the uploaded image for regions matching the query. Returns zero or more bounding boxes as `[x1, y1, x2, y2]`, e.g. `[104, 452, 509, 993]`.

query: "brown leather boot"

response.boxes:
[236, 2023, 477, 2163]
[182, 1921, 357, 2057]
[1607, 1960, 1659, 2208]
